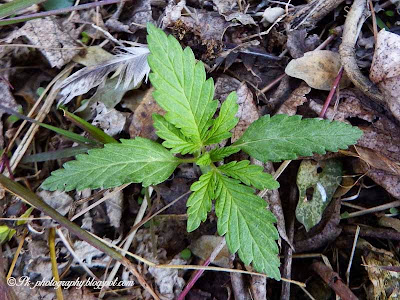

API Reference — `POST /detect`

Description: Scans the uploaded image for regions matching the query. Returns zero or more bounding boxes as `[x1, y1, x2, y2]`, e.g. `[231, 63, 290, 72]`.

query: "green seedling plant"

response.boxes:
[41, 23, 363, 280]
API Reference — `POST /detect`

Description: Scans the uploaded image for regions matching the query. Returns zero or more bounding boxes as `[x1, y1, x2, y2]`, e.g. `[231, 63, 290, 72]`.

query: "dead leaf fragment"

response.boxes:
[276, 83, 310, 115]
[92, 103, 126, 136]
[285, 50, 351, 90]
[190, 235, 230, 268]
[355, 146, 400, 176]
[370, 29, 400, 121]
[232, 82, 259, 142]
[6, 17, 80, 68]
[129, 87, 165, 140]
[73, 46, 114, 67]
[262, 7, 285, 23]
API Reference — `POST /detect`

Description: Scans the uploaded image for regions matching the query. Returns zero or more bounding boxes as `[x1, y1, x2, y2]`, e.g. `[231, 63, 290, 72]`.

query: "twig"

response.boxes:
[6, 230, 27, 280]
[343, 224, 400, 241]
[0, 0, 129, 24]
[343, 200, 400, 219]
[339, 0, 385, 105]
[345, 226, 360, 286]
[280, 186, 296, 300]
[57, 228, 98, 279]
[368, 0, 378, 43]
[177, 238, 227, 300]
[86, 232, 307, 286]
[49, 228, 64, 300]
[120, 191, 191, 245]
[311, 261, 358, 300]
[70, 184, 129, 221]
[99, 188, 152, 298]
[319, 67, 344, 119]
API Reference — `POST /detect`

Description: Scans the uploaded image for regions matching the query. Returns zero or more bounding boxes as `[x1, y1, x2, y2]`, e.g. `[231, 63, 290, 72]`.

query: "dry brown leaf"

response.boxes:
[308, 95, 377, 123]
[232, 82, 259, 142]
[353, 161, 400, 200]
[129, 87, 165, 140]
[276, 83, 310, 115]
[5, 17, 80, 68]
[212, 0, 256, 25]
[285, 50, 351, 90]
[355, 146, 400, 176]
[370, 29, 400, 121]
[190, 235, 230, 268]
[73, 46, 113, 67]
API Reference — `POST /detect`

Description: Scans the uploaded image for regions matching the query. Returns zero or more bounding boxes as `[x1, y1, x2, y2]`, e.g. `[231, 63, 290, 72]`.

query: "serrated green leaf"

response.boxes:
[146, 23, 218, 146]
[153, 114, 199, 154]
[41, 138, 180, 191]
[187, 171, 217, 232]
[196, 152, 212, 166]
[295, 159, 342, 231]
[218, 161, 279, 190]
[209, 146, 240, 162]
[214, 174, 280, 279]
[233, 114, 363, 162]
[205, 92, 239, 145]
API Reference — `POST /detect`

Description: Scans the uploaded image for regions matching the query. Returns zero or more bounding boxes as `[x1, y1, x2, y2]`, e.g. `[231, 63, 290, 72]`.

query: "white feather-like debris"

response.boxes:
[57, 45, 150, 105]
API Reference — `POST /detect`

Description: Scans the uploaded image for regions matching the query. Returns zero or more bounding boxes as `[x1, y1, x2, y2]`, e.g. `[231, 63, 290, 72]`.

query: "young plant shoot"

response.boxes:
[42, 23, 363, 280]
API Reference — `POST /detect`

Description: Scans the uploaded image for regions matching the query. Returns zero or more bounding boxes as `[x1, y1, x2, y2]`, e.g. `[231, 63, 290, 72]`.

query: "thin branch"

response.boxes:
[0, 0, 130, 24]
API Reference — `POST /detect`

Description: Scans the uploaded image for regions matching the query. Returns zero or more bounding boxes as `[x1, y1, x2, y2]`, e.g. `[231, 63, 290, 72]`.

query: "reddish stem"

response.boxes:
[319, 66, 344, 119]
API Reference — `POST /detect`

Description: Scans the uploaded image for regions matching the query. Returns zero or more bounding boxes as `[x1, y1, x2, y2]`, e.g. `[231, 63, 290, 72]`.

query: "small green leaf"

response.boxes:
[0, 225, 15, 244]
[205, 92, 239, 145]
[214, 174, 280, 279]
[153, 114, 199, 154]
[187, 171, 217, 232]
[196, 152, 212, 166]
[41, 138, 181, 191]
[295, 159, 342, 231]
[209, 146, 240, 162]
[147, 23, 218, 145]
[234, 114, 363, 162]
[218, 161, 279, 190]
[180, 248, 192, 260]
[17, 206, 34, 225]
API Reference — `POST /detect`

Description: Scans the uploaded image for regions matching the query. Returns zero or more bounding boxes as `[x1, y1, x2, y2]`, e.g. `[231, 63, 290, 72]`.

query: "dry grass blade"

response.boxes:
[0, 174, 159, 299]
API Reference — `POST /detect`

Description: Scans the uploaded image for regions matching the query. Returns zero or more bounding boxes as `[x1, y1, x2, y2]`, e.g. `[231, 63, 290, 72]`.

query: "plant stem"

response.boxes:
[179, 157, 197, 164]
[49, 228, 64, 300]
[319, 67, 344, 119]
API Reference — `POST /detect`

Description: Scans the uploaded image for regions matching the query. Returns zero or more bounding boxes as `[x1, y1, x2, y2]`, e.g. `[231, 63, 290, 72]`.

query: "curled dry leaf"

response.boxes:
[276, 83, 310, 115]
[354, 146, 400, 176]
[212, 0, 256, 25]
[370, 29, 400, 121]
[285, 50, 351, 90]
[5, 18, 80, 68]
